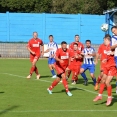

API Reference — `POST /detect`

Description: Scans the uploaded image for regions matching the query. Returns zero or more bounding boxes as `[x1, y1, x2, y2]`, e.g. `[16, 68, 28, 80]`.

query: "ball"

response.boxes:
[101, 23, 109, 32]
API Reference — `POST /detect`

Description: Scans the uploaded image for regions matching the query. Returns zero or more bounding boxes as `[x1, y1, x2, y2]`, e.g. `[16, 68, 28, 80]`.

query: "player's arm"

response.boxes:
[111, 37, 117, 50]
[55, 50, 64, 63]
[27, 43, 35, 55]
[111, 44, 117, 50]
[41, 41, 44, 56]
[95, 53, 100, 64]
[88, 52, 96, 57]
[44, 49, 49, 53]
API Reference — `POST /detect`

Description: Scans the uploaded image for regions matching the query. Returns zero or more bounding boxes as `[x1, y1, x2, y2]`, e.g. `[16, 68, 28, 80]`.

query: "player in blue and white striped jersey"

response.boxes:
[44, 35, 58, 78]
[80, 40, 97, 87]
[111, 26, 117, 93]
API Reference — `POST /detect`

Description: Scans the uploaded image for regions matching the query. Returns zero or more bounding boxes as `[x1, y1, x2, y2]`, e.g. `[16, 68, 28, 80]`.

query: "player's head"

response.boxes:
[104, 34, 111, 46]
[33, 32, 38, 39]
[73, 43, 78, 51]
[111, 26, 117, 35]
[49, 35, 53, 42]
[85, 40, 91, 48]
[75, 35, 80, 42]
[61, 41, 67, 51]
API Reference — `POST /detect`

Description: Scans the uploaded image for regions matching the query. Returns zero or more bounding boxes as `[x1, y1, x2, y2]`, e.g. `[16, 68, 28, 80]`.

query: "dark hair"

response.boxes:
[49, 35, 53, 38]
[73, 43, 78, 46]
[75, 34, 79, 37]
[104, 34, 111, 41]
[85, 40, 91, 43]
[111, 26, 117, 30]
[61, 41, 67, 45]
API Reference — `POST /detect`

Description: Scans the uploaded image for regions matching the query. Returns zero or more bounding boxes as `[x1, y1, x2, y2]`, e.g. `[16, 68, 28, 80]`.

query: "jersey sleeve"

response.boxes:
[81, 43, 84, 51]
[27, 40, 31, 48]
[40, 40, 44, 46]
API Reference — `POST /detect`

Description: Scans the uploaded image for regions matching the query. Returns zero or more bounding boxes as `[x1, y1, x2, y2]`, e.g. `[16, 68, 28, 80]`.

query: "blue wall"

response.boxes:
[0, 12, 106, 44]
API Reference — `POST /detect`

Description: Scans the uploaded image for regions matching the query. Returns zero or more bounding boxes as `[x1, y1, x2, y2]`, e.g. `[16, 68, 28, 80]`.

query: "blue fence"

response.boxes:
[0, 12, 106, 44]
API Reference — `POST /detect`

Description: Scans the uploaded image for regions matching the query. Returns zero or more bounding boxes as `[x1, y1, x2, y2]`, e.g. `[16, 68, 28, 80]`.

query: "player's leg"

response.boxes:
[47, 65, 63, 94]
[27, 57, 38, 79]
[48, 58, 56, 78]
[47, 75, 61, 94]
[71, 66, 80, 85]
[80, 64, 88, 85]
[105, 76, 113, 106]
[89, 65, 96, 86]
[93, 74, 107, 101]
[114, 56, 117, 93]
[61, 73, 72, 96]
[95, 70, 103, 90]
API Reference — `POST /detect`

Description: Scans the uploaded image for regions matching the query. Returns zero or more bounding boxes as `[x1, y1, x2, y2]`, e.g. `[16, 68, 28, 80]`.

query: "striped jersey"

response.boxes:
[111, 35, 117, 56]
[47, 42, 58, 58]
[83, 47, 95, 64]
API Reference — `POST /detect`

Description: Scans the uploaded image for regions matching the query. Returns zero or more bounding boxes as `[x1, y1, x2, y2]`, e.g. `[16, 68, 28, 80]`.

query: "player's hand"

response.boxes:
[51, 54, 55, 58]
[31, 51, 35, 55]
[94, 60, 98, 65]
[41, 52, 44, 57]
[71, 57, 74, 61]
[60, 60, 64, 63]
[102, 59, 107, 63]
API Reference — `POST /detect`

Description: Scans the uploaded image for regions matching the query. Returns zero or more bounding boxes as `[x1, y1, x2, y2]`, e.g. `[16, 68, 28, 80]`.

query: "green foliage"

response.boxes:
[0, 0, 117, 14]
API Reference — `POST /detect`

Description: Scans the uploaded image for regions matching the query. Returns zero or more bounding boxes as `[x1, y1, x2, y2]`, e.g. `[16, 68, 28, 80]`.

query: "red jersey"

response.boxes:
[55, 48, 69, 68]
[98, 44, 110, 61]
[106, 54, 116, 67]
[27, 38, 43, 56]
[69, 49, 82, 66]
[69, 41, 84, 51]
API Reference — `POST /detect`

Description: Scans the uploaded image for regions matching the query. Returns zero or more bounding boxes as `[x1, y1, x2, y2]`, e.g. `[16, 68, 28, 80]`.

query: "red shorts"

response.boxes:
[55, 64, 68, 75]
[103, 66, 117, 76]
[30, 54, 40, 62]
[100, 62, 107, 72]
[68, 64, 80, 76]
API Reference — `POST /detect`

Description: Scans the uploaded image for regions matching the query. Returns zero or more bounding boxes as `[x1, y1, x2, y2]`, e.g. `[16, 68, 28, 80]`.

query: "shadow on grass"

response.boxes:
[0, 105, 19, 115]
[0, 92, 4, 94]
[94, 94, 117, 106]
[40, 75, 52, 78]
[53, 87, 84, 94]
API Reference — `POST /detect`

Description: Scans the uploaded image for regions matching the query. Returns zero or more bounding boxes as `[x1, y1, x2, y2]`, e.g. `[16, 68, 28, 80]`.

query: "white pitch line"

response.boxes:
[0, 72, 117, 99]
[0, 110, 117, 113]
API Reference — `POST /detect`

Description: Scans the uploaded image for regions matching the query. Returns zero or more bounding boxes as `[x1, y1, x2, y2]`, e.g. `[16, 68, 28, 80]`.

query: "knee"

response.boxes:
[105, 81, 110, 86]
[90, 74, 94, 78]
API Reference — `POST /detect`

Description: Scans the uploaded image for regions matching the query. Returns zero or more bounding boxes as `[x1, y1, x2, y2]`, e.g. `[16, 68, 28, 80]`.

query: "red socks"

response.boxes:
[107, 85, 112, 97]
[97, 76, 101, 84]
[30, 66, 35, 75]
[49, 80, 59, 90]
[35, 66, 39, 75]
[62, 79, 69, 92]
[99, 83, 105, 94]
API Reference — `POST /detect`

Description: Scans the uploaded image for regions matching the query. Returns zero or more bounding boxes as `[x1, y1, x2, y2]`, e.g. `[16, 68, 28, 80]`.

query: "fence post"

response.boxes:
[42, 13, 46, 43]
[6, 11, 10, 42]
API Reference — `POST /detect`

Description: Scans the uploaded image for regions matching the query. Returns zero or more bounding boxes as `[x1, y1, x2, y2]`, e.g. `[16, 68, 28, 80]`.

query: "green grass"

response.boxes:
[0, 59, 117, 117]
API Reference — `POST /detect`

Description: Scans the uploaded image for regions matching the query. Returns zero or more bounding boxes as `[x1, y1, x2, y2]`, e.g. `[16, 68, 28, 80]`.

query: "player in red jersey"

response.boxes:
[66, 43, 83, 85]
[93, 38, 116, 106]
[26, 32, 44, 79]
[95, 34, 111, 90]
[68, 35, 84, 80]
[47, 41, 72, 96]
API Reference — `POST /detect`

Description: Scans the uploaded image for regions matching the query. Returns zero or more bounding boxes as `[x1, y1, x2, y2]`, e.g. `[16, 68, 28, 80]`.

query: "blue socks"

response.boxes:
[81, 72, 88, 81]
[51, 69, 56, 76]
[92, 78, 96, 85]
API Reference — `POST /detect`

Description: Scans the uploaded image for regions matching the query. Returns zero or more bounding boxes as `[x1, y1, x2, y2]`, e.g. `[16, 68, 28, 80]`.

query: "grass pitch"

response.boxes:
[0, 59, 117, 117]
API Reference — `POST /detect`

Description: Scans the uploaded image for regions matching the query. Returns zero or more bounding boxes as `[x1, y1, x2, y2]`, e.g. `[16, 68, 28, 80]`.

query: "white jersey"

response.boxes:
[83, 47, 95, 64]
[111, 35, 117, 56]
[47, 42, 58, 58]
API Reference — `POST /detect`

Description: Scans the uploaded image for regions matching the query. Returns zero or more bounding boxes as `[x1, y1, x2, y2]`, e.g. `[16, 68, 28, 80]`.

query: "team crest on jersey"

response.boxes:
[33, 42, 40, 47]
